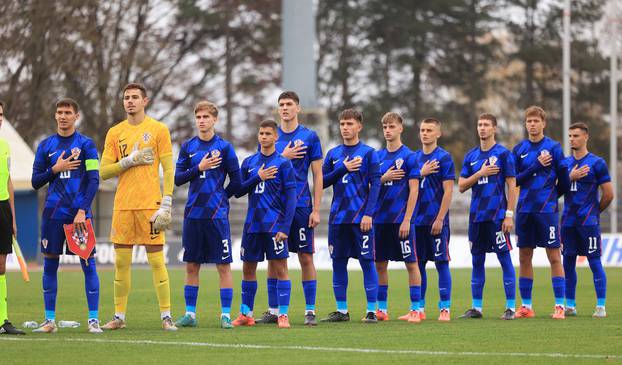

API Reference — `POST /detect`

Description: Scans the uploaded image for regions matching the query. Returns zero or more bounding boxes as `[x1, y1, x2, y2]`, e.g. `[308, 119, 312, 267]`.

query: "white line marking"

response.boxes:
[0, 337, 619, 359]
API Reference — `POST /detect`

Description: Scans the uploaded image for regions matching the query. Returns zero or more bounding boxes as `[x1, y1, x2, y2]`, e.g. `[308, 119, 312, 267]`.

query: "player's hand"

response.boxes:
[274, 231, 288, 242]
[501, 216, 513, 234]
[343, 156, 362, 172]
[399, 220, 411, 239]
[360, 215, 372, 232]
[381, 166, 405, 183]
[281, 141, 307, 160]
[477, 160, 500, 178]
[537, 152, 552, 168]
[569, 164, 589, 181]
[52, 151, 81, 174]
[198, 154, 222, 171]
[308, 209, 320, 228]
[150, 196, 172, 231]
[258, 163, 278, 181]
[73, 209, 87, 236]
[120, 142, 154, 169]
[431, 218, 443, 235]
[420, 159, 440, 177]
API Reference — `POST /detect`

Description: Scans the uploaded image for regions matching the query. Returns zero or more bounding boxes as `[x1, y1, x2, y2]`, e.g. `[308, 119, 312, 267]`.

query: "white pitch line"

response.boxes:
[0, 337, 619, 360]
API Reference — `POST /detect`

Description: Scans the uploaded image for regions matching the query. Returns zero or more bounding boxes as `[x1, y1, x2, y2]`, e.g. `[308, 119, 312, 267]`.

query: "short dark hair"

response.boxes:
[278, 91, 300, 104]
[0, 101, 4, 109]
[569, 122, 589, 134]
[478, 113, 497, 126]
[381, 112, 403, 125]
[259, 119, 278, 132]
[123, 82, 147, 98]
[56, 98, 80, 113]
[339, 108, 363, 123]
[420, 117, 442, 126]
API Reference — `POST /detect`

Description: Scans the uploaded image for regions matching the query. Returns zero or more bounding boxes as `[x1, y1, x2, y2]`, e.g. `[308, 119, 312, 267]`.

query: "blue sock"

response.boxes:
[436, 261, 451, 309]
[552, 276, 565, 306]
[360, 259, 378, 312]
[267, 278, 278, 309]
[497, 251, 516, 309]
[220, 288, 233, 315]
[409, 285, 421, 311]
[418, 260, 427, 311]
[519, 277, 533, 307]
[378, 285, 389, 311]
[588, 257, 607, 307]
[332, 258, 349, 312]
[43, 257, 59, 320]
[240, 280, 257, 315]
[563, 255, 577, 307]
[80, 257, 99, 320]
[471, 253, 485, 310]
[302, 280, 317, 312]
[277, 280, 291, 316]
[184, 285, 199, 314]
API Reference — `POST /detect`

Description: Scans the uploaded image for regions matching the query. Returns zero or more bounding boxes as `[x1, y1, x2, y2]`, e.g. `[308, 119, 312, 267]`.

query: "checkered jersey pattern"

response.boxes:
[374, 145, 419, 224]
[412, 146, 455, 226]
[512, 136, 564, 213]
[33, 132, 99, 220]
[241, 151, 296, 233]
[460, 143, 516, 223]
[176, 135, 240, 220]
[323, 142, 381, 224]
[562, 153, 610, 226]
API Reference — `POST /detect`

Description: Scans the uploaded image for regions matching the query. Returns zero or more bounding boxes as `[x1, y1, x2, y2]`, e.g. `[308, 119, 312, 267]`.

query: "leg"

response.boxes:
[81, 256, 100, 321]
[588, 257, 607, 310]
[376, 260, 389, 313]
[216, 263, 233, 317]
[546, 247, 565, 308]
[406, 261, 421, 312]
[266, 260, 278, 314]
[112, 243, 133, 320]
[299, 252, 317, 314]
[145, 244, 172, 319]
[359, 259, 378, 314]
[435, 260, 452, 311]
[497, 250, 516, 311]
[0, 254, 6, 322]
[183, 263, 201, 317]
[470, 253, 486, 312]
[240, 261, 258, 315]
[518, 247, 534, 308]
[42, 253, 60, 321]
[332, 258, 349, 313]
[563, 255, 577, 309]
[418, 260, 427, 312]
[273, 258, 291, 317]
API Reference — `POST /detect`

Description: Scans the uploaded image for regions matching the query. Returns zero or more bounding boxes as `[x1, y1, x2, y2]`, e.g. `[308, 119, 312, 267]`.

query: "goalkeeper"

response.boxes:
[99, 83, 177, 331]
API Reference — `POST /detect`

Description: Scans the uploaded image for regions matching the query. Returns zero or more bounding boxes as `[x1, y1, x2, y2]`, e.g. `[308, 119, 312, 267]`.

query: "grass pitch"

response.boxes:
[1, 267, 621, 364]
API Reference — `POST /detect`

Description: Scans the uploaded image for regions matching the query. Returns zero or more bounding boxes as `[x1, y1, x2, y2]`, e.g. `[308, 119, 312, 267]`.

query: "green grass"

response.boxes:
[2, 267, 621, 364]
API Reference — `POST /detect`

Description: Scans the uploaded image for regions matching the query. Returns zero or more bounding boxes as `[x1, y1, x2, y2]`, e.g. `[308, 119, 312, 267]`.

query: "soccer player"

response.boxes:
[174, 101, 241, 329]
[0, 101, 25, 335]
[412, 117, 454, 321]
[30, 98, 102, 333]
[232, 119, 296, 329]
[100, 83, 177, 331]
[562, 122, 613, 318]
[512, 106, 570, 319]
[458, 113, 518, 320]
[257, 91, 323, 326]
[374, 112, 422, 323]
[321, 109, 381, 323]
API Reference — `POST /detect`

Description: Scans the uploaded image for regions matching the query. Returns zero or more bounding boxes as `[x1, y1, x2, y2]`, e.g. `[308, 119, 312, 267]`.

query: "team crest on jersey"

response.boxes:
[41, 239, 48, 249]
[71, 147, 81, 158]
[142, 132, 151, 143]
[353, 155, 362, 161]
[294, 139, 304, 147]
[488, 156, 498, 166]
[211, 149, 221, 158]
[395, 158, 404, 169]
[540, 149, 550, 156]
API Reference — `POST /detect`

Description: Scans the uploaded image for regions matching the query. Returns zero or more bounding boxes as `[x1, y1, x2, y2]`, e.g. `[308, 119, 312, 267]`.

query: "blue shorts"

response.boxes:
[516, 212, 560, 248]
[561, 225, 601, 258]
[287, 207, 314, 254]
[468, 220, 512, 255]
[41, 218, 96, 256]
[415, 224, 450, 262]
[182, 218, 232, 264]
[241, 232, 290, 262]
[328, 224, 374, 260]
[374, 224, 417, 263]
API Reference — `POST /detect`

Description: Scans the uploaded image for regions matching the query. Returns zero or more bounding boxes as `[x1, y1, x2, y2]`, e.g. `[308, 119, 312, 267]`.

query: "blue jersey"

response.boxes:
[240, 151, 296, 233]
[562, 153, 610, 226]
[374, 145, 419, 224]
[461, 144, 516, 223]
[175, 135, 240, 220]
[413, 146, 455, 226]
[512, 136, 565, 213]
[32, 132, 100, 220]
[323, 142, 381, 224]
[275, 125, 323, 208]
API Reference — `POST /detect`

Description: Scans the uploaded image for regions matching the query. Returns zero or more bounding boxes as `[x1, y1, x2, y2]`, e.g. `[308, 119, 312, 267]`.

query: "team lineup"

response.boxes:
[0, 84, 613, 334]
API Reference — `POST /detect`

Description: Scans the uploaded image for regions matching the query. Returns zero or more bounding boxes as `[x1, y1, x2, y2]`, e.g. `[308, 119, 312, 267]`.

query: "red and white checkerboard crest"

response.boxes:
[488, 156, 498, 165]
[71, 147, 81, 158]
[142, 132, 151, 143]
[395, 158, 404, 169]
[211, 149, 221, 158]
[294, 139, 304, 147]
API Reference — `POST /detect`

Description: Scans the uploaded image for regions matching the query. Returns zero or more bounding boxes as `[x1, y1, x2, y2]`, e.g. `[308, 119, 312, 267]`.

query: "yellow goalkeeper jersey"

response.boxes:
[102, 115, 172, 211]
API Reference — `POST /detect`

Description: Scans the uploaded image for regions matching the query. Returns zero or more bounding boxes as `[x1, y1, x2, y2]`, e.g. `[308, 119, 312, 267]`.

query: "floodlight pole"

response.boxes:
[563, 0, 571, 155]
[611, 39, 618, 233]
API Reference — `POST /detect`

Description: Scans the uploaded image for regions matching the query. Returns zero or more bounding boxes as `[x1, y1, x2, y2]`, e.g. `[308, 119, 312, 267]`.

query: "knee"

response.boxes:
[216, 263, 230, 276]
[186, 263, 200, 276]
[376, 261, 388, 274]
[298, 253, 314, 268]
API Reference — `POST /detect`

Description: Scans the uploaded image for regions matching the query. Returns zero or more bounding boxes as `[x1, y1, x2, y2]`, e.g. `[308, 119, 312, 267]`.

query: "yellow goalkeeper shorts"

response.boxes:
[111, 209, 165, 245]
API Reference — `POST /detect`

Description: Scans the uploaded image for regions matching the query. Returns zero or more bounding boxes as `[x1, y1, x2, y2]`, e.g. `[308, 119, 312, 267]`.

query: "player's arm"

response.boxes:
[224, 144, 242, 198]
[399, 177, 419, 239]
[599, 182, 614, 212]
[431, 180, 453, 235]
[277, 162, 297, 237]
[309, 159, 323, 228]
[174, 143, 200, 186]
[322, 152, 347, 188]
[502, 177, 517, 233]
[31, 144, 56, 189]
[235, 158, 262, 198]
[553, 145, 570, 196]
[75, 141, 100, 226]
[361, 151, 381, 232]
[8, 175, 16, 236]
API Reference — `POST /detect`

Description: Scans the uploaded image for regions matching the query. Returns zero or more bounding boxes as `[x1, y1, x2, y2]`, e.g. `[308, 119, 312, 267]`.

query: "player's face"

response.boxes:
[195, 110, 217, 133]
[55, 106, 79, 132]
[278, 98, 300, 122]
[123, 89, 148, 115]
[419, 122, 441, 145]
[339, 118, 362, 141]
[382, 120, 403, 142]
[477, 119, 496, 140]
[258, 127, 277, 148]
[569, 128, 588, 150]
[525, 115, 545, 137]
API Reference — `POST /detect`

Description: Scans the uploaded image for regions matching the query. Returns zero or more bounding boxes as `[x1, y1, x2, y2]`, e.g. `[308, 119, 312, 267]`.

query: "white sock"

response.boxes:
[161, 311, 171, 320]
[269, 308, 279, 315]
[115, 313, 126, 321]
[185, 311, 196, 319]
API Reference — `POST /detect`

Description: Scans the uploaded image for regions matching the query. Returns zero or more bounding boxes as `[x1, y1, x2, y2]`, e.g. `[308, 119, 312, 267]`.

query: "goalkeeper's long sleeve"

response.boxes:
[161, 154, 174, 196]
[100, 157, 125, 180]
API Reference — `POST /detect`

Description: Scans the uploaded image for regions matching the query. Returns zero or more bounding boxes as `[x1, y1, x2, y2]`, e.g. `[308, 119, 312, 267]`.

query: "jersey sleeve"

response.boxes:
[174, 142, 198, 186]
[309, 132, 323, 161]
[460, 152, 472, 178]
[102, 128, 118, 162]
[502, 150, 516, 177]
[281, 159, 297, 190]
[224, 143, 241, 198]
[441, 153, 456, 181]
[157, 124, 173, 158]
[31, 140, 54, 190]
[407, 153, 420, 180]
[84, 139, 100, 171]
[594, 158, 612, 185]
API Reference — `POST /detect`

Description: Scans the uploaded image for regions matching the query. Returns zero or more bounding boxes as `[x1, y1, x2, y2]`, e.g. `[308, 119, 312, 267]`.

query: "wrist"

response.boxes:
[505, 210, 514, 218]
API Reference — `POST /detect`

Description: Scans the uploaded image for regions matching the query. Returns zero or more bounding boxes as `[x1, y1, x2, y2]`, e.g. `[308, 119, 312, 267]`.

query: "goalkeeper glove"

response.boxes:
[120, 142, 154, 170]
[150, 195, 172, 231]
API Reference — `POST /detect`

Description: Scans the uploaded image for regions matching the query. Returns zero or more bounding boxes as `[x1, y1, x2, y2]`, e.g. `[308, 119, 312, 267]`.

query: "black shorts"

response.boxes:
[0, 200, 13, 254]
